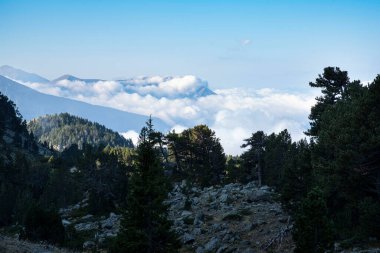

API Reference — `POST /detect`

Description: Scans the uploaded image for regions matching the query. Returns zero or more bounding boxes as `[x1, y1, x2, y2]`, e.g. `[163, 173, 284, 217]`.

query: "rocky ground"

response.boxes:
[166, 181, 294, 253]
[58, 196, 121, 251]
[2, 180, 379, 253]
[0, 235, 76, 253]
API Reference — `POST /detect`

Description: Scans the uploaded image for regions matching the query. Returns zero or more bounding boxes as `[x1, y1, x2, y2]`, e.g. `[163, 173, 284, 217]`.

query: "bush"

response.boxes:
[358, 197, 380, 239]
[23, 204, 65, 245]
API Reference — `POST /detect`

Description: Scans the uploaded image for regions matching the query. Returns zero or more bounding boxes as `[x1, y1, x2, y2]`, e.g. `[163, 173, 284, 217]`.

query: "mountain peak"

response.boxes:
[52, 74, 102, 83]
[0, 65, 50, 83]
[53, 74, 81, 83]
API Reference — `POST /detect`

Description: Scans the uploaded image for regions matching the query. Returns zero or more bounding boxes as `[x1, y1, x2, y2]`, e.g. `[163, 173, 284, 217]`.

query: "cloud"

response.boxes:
[16, 76, 317, 155]
[241, 39, 252, 46]
[121, 130, 139, 146]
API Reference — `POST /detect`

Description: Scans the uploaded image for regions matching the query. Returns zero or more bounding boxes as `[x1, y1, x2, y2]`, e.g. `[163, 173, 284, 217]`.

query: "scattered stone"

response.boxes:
[182, 233, 195, 244]
[83, 240, 96, 249]
[204, 237, 220, 252]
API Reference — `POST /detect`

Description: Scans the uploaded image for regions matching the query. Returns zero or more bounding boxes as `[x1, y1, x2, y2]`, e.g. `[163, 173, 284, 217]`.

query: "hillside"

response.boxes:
[0, 75, 169, 133]
[28, 113, 133, 151]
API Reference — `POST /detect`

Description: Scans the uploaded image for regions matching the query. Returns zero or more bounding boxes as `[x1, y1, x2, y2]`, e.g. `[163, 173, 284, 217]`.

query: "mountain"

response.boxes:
[28, 113, 134, 151]
[52, 74, 102, 83]
[0, 65, 50, 84]
[0, 75, 169, 133]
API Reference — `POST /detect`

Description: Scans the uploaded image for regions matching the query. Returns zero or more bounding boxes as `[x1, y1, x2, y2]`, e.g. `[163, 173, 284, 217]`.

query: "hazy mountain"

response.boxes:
[52, 74, 102, 83]
[0, 75, 169, 133]
[0, 65, 50, 84]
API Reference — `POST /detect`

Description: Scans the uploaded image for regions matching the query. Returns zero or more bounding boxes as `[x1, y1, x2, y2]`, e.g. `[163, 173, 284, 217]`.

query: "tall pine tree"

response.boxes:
[111, 118, 180, 253]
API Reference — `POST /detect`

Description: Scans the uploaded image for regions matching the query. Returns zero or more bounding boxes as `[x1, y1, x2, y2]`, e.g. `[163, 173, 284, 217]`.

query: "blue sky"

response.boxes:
[1, 0, 379, 90]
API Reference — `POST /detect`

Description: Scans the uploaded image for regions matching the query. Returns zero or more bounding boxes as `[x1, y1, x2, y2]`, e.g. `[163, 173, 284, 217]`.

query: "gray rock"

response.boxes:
[61, 219, 71, 227]
[181, 210, 193, 217]
[80, 214, 94, 221]
[243, 222, 258, 231]
[246, 189, 271, 202]
[196, 246, 205, 253]
[219, 193, 230, 203]
[192, 227, 202, 236]
[241, 248, 254, 253]
[216, 245, 229, 253]
[204, 237, 220, 252]
[75, 221, 98, 231]
[83, 240, 96, 249]
[182, 233, 195, 244]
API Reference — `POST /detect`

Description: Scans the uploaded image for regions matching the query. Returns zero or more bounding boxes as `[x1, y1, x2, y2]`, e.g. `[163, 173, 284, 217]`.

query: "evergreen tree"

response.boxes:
[293, 188, 334, 253]
[166, 125, 226, 186]
[112, 119, 180, 253]
[240, 131, 266, 186]
[307, 66, 350, 137]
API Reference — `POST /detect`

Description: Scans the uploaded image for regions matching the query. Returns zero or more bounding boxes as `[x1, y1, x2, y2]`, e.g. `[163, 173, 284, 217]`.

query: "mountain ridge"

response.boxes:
[0, 75, 169, 133]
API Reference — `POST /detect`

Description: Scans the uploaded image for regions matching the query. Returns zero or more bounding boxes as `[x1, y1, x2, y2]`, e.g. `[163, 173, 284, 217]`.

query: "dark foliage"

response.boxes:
[111, 119, 180, 253]
[23, 204, 65, 245]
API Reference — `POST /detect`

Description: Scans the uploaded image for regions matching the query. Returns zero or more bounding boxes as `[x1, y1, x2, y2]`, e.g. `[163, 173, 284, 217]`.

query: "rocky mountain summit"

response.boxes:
[167, 181, 294, 253]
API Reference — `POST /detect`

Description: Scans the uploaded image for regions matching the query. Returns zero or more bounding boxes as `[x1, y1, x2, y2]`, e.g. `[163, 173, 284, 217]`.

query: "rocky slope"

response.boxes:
[0, 235, 76, 253]
[56, 181, 293, 252]
[167, 181, 294, 253]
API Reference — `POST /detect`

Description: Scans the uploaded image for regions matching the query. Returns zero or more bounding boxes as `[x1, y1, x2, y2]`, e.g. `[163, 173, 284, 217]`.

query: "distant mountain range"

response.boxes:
[0, 75, 169, 133]
[0, 65, 215, 99]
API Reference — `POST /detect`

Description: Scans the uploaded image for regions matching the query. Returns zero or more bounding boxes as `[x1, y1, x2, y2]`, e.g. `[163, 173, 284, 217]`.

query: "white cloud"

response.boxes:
[121, 130, 139, 146]
[241, 39, 252, 46]
[16, 75, 318, 155]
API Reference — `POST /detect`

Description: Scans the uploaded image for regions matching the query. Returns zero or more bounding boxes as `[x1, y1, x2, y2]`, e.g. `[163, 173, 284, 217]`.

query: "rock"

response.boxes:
[243, 222, 258, 231]
[182, 233, 195, 244]
[246, 189, 271, 202]
[181, 179, 187, 189]
[334, 242, 342, 252]
[192, 227, 202, 236]
[204, 237, 220, 252]
[80, 214, 94, 221]
[83, 240, 96, 249]
[278, 216, 289, 223]
[241, 248, 255, 253]
[211, 223, 223, 232]
[75, 221, 98, 231]
[196, 246, 205, 253]
[219, 193, 230, 203]
[181, 210, 193, 217]
[216, 245, 229, 253]
[61, 219, 71, 227]
[101, 212, 121, 229]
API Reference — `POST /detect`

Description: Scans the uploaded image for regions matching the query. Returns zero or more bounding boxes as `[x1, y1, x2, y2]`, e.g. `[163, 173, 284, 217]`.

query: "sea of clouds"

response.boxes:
[17, 76, 318, 155]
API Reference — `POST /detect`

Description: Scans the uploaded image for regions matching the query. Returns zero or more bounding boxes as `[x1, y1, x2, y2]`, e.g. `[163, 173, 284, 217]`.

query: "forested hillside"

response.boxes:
[28, 113, 133, 151]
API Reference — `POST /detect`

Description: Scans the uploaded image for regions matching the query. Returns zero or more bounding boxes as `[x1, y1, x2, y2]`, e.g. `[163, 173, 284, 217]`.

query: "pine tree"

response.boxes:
[293, 188, 334, 253]
[111, 119, 180, 253]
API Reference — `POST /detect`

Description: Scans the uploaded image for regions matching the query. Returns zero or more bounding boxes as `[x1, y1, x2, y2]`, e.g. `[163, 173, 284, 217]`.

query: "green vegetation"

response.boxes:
[111, 119, 180, 253]
[166, 125, 226, 186]
[28, 113, 133, 151]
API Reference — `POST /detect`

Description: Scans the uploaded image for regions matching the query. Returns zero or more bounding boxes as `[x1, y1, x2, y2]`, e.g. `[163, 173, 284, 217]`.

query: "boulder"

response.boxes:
[204, 237, 220, 252]
[182, 233, 195, 244]
[83, 240, 96, 249]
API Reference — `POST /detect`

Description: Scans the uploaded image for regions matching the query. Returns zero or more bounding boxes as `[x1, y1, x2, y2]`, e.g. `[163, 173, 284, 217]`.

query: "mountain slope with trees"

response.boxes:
[28, 113, 133, 151]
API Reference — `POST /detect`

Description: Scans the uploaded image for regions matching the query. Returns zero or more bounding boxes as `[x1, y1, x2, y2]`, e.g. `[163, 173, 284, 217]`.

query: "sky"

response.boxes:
[1, 0, 379, 90]
[1, 1, 379, 154]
